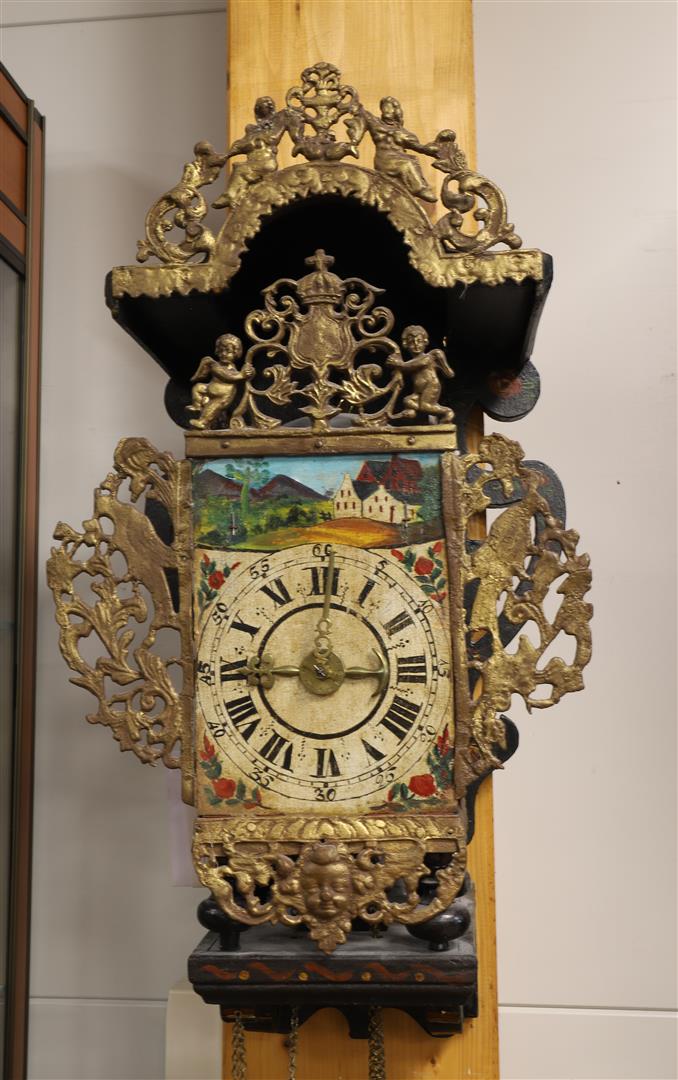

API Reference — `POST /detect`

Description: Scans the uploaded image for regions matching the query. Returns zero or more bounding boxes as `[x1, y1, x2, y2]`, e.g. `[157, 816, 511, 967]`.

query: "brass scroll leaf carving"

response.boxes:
[136, 141, 226, 265]
[186, 252, 455, 434]
[132, 61, 525, 269]
[46, 439, 194, 799]
[455, 434, 593, 795]
[193, 817, 466, 955]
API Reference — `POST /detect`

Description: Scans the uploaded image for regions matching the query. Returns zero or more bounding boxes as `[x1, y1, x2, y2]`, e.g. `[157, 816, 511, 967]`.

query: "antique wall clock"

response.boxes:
[47, 63, 592, 1078]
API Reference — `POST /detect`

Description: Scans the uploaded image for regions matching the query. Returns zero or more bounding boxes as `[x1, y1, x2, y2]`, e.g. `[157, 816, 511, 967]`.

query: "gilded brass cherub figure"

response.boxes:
[389, 325, 455, 423]
[213, 96, 301, 210]
[349, 96, 438, 202]
[187, 333, 252, 429]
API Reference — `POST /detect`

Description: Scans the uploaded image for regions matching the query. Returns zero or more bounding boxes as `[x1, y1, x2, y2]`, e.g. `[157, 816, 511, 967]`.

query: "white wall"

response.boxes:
[2, 2, 676, 1078]
[474, 2, 677, 1076]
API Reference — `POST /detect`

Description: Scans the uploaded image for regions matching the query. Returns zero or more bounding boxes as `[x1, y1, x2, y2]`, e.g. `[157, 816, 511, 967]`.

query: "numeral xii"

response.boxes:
[308, 566, 340, 596]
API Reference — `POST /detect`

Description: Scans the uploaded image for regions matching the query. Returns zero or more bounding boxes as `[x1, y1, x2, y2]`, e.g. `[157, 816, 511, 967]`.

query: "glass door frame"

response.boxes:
[0, 61, 44, 1080]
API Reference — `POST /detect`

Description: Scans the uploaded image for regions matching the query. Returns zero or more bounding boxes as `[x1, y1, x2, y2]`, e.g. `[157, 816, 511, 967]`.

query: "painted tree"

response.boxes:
[419, 463, 441, 525]
[223, 460, 270, 520]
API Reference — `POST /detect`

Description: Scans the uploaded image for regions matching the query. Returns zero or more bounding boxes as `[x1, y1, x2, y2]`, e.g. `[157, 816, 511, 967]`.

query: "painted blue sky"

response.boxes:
[202, 453, 438, 497]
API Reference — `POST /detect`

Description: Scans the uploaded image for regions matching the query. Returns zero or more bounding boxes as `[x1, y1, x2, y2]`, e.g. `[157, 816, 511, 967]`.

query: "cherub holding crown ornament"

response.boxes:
[389, 324, 455, 423]
[187, 333, 252, 429]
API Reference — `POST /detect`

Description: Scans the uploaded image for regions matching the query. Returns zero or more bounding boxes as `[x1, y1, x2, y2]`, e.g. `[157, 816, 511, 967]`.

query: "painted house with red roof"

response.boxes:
[332, 456, 422, 524]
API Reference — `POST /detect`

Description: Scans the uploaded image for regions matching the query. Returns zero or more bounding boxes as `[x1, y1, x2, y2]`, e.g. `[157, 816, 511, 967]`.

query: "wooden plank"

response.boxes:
[224, 4, 498, 1076]
[227, 0, 477, 171]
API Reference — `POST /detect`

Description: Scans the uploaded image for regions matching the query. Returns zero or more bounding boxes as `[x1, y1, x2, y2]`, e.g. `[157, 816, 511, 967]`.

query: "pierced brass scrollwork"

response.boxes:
[46, 438, 194, 800]
[186, 251, 455, 433]
[124, 61, 531, 293]
[193, 819, 466, 955]
[453, 435, 593, 794]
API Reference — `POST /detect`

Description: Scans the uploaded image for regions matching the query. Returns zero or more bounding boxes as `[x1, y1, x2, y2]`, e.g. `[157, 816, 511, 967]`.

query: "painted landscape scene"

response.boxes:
[192, 454, 442, 551]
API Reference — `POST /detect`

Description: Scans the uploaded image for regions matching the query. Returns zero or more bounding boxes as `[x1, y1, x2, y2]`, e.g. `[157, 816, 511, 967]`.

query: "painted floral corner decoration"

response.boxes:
[391, 540, 447, 603]
[197, 552, 241, 613]
[199, 735, 263, 808]
[385, 727, 454, 810]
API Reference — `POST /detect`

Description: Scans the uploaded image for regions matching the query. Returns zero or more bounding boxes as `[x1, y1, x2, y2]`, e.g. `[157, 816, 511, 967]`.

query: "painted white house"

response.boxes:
[332, 473, 362, 518]
[332, 458, 422, 524]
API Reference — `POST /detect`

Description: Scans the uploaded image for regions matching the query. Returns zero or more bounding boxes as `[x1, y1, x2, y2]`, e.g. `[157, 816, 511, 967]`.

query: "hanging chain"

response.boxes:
[231, 1011, 247, 1080]
[367, 1006, 386, 1080]
[287, 1007, 299, 1080]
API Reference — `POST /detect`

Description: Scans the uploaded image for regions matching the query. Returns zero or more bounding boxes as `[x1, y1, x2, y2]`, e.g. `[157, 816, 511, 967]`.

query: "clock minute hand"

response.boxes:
[344, 648, 389, 697]
[312, 546, 335, 664]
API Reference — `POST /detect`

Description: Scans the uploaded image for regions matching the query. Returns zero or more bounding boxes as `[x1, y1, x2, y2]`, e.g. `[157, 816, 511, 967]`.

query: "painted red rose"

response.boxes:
[409, 774, 436, 797]
[213, 777, 236, 799]
[437, 727, 450, 754]
[414, 556, 434, 577]
[391, 548, 405, 561]
[432, 541, 443, 555]
[200, 736, 216, 761]
[208, 570, 225, 589]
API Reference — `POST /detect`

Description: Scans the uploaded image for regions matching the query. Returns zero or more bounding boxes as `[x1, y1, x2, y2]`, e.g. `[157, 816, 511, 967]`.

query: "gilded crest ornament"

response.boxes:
[109, 62, 539, 303]
[183, 250, 456, 433]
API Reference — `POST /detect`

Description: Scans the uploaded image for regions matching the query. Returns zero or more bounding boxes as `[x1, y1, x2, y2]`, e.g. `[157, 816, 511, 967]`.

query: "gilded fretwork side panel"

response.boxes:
[46, 438, 194, 803]
[454, 434, 593, 795]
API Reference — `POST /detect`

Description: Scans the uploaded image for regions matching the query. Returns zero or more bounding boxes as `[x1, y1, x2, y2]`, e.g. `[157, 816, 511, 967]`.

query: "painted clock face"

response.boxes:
[195, 542, 452, 810]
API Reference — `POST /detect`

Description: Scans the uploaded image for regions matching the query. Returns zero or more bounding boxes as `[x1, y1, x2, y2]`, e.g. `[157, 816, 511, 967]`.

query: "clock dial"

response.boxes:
[196, 543, 452, 810]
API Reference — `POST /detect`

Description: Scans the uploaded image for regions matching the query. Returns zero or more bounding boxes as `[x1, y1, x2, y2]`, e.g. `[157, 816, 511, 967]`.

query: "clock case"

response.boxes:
[48, 64, 592, 1040]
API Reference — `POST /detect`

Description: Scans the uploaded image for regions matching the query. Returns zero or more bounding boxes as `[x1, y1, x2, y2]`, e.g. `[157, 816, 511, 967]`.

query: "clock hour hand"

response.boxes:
[344, 648, 389, 697]
[239, 653, 299, 689]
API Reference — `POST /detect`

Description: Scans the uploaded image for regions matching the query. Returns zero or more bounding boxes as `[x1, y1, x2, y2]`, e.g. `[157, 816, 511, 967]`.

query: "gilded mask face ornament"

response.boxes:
[274, 842, 364, 951]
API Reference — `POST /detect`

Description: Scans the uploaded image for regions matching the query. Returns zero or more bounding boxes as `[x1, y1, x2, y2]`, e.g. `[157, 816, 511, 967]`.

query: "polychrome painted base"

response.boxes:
[189, 884, 477, 1040]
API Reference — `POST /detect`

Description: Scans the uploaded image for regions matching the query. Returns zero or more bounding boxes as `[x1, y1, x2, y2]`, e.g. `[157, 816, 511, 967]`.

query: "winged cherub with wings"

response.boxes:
[388, 325, 455, 423]
[187, 333, 253, 429]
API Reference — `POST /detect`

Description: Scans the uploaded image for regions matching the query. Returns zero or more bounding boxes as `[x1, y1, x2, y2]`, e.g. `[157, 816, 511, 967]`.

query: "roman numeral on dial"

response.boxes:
[230, 614, 260, 638]
[396, 654, 427, 684]
[259, 577, 292, 607]
[379, 695, 421, 741]
[219, 658, 246, 682]
[259, 731, 294, 771]
[361, 738, 385, 763]
[357, 578, 376, 606]
[383, 610, 413, 637]
[225, 694, 260, 741]
[308, 566, 340, 596]
[313, 748, 341, 778]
